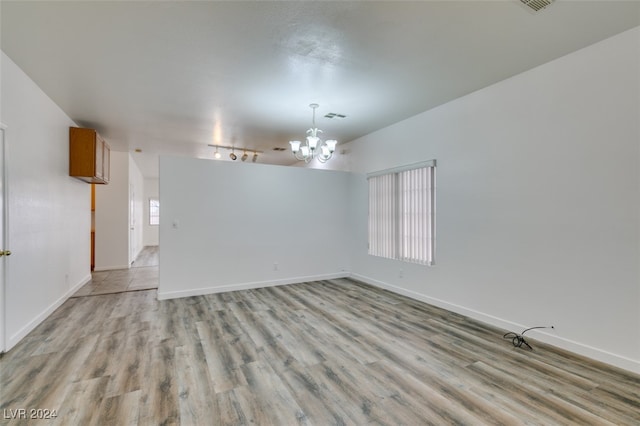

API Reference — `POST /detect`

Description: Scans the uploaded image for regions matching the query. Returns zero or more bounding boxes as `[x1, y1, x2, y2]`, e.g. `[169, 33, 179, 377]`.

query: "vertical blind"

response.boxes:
[368, 161, 435, 265]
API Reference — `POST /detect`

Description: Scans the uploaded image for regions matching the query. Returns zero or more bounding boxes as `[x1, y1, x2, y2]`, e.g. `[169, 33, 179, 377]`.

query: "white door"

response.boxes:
[0, 125, 7, 353]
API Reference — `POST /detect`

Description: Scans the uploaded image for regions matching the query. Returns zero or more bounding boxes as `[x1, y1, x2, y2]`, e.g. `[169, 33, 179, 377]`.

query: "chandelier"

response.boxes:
[289, 103, 337, 163]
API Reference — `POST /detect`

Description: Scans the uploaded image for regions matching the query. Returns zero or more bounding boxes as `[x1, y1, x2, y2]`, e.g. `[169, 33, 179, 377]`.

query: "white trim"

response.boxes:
[350, 273, 640, 375]
[157, 272, 350, 301]
[5, 273, 91, 351]
[93, 264, 131, 272]
[367, 159, 436, 179]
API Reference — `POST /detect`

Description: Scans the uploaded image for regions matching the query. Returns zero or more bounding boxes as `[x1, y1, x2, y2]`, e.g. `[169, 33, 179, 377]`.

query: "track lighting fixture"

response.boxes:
[208, 144, 261, 163]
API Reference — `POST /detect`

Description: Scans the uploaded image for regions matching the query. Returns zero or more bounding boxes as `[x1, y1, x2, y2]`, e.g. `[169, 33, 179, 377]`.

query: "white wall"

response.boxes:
[342, 27, 640, 373]
[158, 156, 351, 299]
[95, 151, 130, 270]
[129, 156, 144, 263]
[142, 178, 159, 247]
[95, 152, 145, 269]
[1, 51, 91, 350]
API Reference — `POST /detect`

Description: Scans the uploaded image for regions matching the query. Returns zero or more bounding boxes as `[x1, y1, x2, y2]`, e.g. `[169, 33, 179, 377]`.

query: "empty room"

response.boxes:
[1, 1, 639, 424]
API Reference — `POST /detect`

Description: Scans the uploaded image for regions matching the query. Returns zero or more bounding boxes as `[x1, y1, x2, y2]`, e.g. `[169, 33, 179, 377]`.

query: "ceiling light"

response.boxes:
[208, 144, 260, 162]
[289, 103, 337, 163]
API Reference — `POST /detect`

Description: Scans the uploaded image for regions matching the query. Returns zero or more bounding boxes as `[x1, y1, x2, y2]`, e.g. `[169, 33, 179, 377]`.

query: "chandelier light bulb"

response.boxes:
[307, 135, 319, 150]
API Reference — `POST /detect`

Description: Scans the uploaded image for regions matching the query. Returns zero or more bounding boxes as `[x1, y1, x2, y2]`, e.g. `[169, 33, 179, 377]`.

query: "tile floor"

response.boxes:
[72, 246, 158, 297]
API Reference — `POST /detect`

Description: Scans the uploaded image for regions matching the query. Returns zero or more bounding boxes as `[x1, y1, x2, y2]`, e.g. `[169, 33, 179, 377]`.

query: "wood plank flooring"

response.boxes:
[131, 246, 159, 268]
[1, 277, 639, 425]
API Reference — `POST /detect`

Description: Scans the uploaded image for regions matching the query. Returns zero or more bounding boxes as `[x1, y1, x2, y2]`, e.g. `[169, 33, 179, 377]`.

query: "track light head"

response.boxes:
[213, 146, 221, 159]
[209, 144, 259, 162]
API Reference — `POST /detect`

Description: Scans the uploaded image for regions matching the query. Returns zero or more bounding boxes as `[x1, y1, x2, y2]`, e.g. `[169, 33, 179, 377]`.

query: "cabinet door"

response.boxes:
[102, 142, 110, 183]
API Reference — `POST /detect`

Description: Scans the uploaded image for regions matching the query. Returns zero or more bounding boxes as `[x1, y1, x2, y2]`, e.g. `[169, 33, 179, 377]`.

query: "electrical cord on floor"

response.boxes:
[503, 326, 554, 350]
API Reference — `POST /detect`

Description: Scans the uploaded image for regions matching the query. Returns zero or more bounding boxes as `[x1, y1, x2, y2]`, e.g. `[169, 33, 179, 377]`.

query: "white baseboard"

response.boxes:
[6, 273, 92, 351]
[351, 273, 640, 375]
[157, 272, 350, 301]
[93, 264, 130, 272]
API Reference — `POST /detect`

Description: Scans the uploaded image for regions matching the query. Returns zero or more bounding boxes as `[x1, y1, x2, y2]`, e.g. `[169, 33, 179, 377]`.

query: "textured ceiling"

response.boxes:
[2, 1, 639, 177]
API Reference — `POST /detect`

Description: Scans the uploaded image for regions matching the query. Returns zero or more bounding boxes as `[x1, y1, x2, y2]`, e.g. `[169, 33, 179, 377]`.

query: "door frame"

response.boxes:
[129, 183, 136, 265]
[0, 123, 9, 353]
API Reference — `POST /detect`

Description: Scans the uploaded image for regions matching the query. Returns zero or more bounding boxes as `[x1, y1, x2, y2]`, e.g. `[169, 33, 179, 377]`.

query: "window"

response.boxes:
[149, 198, 159, 225]
[368, 160, 436, 265]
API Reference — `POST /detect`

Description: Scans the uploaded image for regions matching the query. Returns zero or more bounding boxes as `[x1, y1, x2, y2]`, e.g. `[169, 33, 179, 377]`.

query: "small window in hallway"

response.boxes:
[149, 198, 159, 225]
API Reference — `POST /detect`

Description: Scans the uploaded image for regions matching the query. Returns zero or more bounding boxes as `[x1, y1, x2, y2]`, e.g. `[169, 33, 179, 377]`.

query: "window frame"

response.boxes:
[149, 198, 160, 226]
[367, 160, 436, 266]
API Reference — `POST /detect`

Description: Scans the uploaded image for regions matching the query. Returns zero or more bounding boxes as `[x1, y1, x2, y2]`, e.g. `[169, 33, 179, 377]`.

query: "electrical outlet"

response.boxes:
[399, 269, 404, 278]
[273, 262, 278, 271]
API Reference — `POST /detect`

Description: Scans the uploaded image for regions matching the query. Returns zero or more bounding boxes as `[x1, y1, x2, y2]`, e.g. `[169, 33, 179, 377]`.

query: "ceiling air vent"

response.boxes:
[520, 0, 554, 12]
[324, 113, 347, 119]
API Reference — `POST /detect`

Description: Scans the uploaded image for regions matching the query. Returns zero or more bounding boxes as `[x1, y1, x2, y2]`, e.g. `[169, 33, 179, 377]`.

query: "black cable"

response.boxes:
[503, 326, 554, 350]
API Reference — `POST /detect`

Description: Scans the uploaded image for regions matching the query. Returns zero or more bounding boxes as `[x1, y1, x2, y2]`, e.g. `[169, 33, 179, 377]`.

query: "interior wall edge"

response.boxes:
[351, 273, 640, 376]
[157, 271, 350, 301]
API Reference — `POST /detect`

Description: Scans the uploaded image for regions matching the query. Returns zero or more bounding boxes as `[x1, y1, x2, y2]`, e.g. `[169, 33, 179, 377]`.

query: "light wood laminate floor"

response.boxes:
[1, 278, 639, 425]
[74, 246, 159, 297]
[131, 246, 159, 268]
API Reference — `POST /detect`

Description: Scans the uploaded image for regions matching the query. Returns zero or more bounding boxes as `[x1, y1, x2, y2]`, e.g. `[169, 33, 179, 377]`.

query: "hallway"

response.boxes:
[72, 246, 158, 297]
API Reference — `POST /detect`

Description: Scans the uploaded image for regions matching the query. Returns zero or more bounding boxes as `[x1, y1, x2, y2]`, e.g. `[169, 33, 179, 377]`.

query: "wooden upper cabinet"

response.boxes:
[69, 127, 110, 184]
